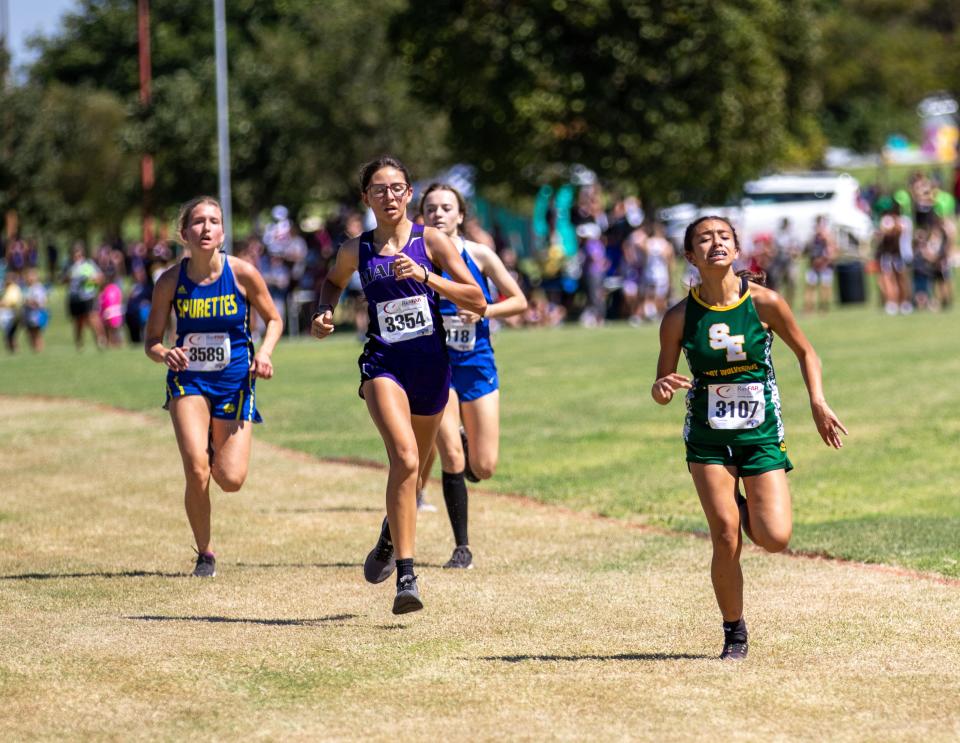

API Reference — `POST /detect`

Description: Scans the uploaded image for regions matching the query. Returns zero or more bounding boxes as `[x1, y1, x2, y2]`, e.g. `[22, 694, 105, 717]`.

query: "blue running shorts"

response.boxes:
[450, 350, 499, 403]
[164, 373, 262, 423]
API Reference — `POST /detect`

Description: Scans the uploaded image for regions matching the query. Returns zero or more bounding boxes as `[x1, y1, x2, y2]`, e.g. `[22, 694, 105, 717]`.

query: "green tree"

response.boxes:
[1, 80, 135, 240]
[394, 0, 821, 203]
[26, 0, 446, 226]
[772, 0, 827, 164]
[817, 0, 960, 152]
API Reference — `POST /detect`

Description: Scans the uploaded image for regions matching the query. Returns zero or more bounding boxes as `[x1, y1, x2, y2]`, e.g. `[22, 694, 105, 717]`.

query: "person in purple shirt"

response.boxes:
[311, 156, 486, 615]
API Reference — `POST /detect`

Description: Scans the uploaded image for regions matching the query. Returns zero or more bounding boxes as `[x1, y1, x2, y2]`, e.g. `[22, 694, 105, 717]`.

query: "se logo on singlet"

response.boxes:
[708, 323, 746, 362]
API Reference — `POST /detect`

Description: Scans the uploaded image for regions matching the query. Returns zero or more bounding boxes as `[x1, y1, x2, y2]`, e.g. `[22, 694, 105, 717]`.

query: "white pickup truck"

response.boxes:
[660, 173, 875, 252]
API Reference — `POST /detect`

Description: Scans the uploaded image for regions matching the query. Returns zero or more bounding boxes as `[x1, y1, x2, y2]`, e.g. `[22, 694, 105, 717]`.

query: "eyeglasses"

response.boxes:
[366, 183, 409, 199]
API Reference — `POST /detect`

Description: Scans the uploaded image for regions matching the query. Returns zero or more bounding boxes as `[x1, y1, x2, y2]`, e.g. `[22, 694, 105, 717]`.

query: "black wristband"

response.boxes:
[311, 304, 333, 322]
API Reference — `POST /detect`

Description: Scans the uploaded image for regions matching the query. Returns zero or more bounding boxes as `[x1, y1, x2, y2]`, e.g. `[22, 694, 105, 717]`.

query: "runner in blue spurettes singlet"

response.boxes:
[165, 255, 261, 422]
[144, 196, 283, 580]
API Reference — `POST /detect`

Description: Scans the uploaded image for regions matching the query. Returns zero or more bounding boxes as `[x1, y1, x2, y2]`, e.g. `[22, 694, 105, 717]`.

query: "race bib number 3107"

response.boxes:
[376, 294, 433, 344]
[707, 383, 765, 430]
[183, 332, 231, 372]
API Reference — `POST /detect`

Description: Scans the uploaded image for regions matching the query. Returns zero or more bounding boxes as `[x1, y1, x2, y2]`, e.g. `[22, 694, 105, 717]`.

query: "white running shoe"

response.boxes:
[416, 490, 437, 513]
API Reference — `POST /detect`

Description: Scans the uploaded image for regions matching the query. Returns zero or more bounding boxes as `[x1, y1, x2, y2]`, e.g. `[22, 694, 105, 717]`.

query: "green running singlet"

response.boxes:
[681, 278, 784, 446]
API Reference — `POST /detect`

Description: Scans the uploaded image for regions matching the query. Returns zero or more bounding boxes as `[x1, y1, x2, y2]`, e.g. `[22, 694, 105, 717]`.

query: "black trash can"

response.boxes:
[835, 261, 866, 304]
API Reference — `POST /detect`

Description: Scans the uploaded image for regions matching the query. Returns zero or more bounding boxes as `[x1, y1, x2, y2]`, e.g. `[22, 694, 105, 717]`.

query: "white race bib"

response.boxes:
[376, 295, 433, 344]
[443, 315, 477, 352]
[707, 383, 766, 430]
[183, 332, 231, 372]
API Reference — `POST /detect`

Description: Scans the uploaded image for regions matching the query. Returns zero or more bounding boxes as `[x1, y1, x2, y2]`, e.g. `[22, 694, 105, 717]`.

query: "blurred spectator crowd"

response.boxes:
[1, 167, 957, 355]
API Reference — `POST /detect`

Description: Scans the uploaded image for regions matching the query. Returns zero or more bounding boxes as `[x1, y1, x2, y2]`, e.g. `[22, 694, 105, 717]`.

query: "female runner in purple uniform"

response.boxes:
[311, 156, 486, 614]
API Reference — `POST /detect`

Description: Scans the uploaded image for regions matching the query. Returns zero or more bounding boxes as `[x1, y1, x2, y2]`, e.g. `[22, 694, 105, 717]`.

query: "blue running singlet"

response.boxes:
[164, 256, 261, 422]
[439, 239, 495, 359]
[439, 238, 499, 402]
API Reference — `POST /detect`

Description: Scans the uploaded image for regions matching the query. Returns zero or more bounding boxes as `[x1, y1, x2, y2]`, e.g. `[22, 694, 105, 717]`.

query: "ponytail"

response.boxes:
[736, 269, 766, 287]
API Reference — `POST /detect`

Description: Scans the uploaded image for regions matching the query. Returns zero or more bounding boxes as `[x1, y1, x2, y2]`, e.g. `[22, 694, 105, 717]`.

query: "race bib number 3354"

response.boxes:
[376, 295, 433, 344]
[707, 383, 766, 430]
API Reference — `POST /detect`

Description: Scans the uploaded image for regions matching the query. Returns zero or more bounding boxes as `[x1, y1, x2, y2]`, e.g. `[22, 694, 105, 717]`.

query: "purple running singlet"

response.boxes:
[356, 224, 450, 415]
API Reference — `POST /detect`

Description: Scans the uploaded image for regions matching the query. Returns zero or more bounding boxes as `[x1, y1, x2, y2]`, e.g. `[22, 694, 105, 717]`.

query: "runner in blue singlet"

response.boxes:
[145, 196, 282, 578]
[417, 183, 528, 570]
[310, 157, 486, 615]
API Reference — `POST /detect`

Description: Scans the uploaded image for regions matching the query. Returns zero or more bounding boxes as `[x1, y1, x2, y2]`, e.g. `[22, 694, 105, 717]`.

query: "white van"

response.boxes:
[706, 173, 874, 251]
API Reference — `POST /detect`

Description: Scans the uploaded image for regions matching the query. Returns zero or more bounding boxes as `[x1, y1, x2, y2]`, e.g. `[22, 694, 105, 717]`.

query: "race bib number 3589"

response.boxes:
[707, 383, 765, 430]
[376, 294, 433, 344]
[183, 332, 231, 372]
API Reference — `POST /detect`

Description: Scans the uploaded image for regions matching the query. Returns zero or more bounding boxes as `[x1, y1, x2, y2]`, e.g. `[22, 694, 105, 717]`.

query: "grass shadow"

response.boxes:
[258, 506, 382, 514]
[0, 570, 183, 581]
[127, 614, 358, 626]
[481, 652, 712, 663]
[235, 561, 362, 570]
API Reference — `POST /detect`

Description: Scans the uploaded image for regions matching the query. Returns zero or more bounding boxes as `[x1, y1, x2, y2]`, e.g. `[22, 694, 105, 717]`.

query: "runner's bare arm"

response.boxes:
[143, 264, 188, 370]
[421, 226, 486, 316]
[753, 285, 847, 447]
[652, 300, 691, 405]
[465, 243, 527, 322]
[312, 238, 360, 340]
[231, 256, 283, 379]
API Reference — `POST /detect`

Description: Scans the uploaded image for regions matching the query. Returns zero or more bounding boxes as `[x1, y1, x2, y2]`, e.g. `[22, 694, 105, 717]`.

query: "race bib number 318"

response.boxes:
[443, 315, 477, 352]
[376, 295, 433, 344]
[707, 383, 765, 430]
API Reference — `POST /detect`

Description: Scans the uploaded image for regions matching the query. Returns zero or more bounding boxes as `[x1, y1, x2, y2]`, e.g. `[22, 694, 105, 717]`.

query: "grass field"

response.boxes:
[3, 290, 959, 577]
[2, 397, 959, 741]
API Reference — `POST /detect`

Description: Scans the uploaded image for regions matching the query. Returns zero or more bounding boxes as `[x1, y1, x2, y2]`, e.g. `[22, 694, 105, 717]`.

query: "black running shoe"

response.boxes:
[363, 517, 396, 584]
[392, 574, 423, 615]
[192, 551, 216, 578]
[720, 638, 748, 660]
[442, 545, 474, 569]
[720, 623, 749, 661]
[461, 426, 479, 483]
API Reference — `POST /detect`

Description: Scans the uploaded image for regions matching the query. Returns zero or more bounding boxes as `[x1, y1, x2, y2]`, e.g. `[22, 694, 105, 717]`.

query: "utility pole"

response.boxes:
[1, 0, 13, 242]
[0, 0, 9, 88]
[214, 0, 233, 253]
[137, 0, 155, 245]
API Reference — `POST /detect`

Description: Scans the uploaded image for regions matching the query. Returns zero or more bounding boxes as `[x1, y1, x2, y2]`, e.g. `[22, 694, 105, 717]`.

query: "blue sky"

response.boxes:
[5, 0, 78, 69]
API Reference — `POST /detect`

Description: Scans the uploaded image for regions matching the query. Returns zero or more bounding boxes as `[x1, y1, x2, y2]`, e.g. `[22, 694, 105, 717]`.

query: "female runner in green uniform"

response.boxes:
[652, 216, 847, 660]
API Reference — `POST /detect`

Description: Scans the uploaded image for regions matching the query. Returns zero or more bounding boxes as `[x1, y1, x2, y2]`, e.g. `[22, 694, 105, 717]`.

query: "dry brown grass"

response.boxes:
[1, 397, 959, 742]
